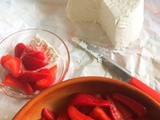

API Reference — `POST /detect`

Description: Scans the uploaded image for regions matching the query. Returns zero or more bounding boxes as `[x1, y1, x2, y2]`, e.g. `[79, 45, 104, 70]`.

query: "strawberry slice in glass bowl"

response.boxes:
[0, 28, 70, 98]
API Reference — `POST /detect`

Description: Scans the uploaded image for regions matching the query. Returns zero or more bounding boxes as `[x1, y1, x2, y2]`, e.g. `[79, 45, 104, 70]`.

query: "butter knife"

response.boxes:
[72, 37, 160, 103]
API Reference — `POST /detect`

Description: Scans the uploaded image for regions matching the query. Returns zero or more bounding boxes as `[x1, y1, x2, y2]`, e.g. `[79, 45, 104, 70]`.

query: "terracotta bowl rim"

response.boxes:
[14, 76, 160, 119]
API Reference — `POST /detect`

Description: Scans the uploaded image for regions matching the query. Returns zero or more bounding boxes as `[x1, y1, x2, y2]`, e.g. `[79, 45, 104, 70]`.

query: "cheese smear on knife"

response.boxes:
[66, 0, 144, 49]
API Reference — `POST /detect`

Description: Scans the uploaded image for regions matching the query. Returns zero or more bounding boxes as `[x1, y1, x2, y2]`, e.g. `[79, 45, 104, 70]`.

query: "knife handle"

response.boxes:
[129, 77, 160, 103]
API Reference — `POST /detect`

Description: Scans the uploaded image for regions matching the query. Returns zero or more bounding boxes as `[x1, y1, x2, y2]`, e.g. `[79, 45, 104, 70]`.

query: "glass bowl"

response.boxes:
[0, 28, 70, 98]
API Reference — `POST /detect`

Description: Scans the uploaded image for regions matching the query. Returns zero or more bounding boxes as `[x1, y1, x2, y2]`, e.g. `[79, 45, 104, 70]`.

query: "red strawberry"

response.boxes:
[22, 55, 48, 71]
[41, 108, 56, 120]
[2, 74, 33, 95]
[35, 77, 54, 90]
[39, 68, 53, 76]
[25, 46, 35, 53]
[14, 43, 26, 58]
[57, 111, 70, 120]
[21, 81, 33, 95]
[113, 99, 135, 119]
[107, 96, 125, 120]
[70, 93, 109, 107]
[19, 71, 48, 83]
[35, 68, 55, 90]
[39, 68, 55, 79]
[29, 82, 39, 92]
[132, 116, 150, 120]
[78, 106, 94, 115]
[94, 93, 103, 99]
[89, 107, 111, 120]
[1, 54, 12, 67]
[27, 51, 45, 60]
[21, 68, 55, 91]
[49, 65, 57, 77]
[67, 105, 94, 120]
[3, 56, 22, 77]
[112, 93, 147, 118]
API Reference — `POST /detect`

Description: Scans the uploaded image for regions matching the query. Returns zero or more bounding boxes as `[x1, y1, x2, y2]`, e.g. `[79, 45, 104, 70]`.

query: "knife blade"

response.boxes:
[72, 37, 160, 103]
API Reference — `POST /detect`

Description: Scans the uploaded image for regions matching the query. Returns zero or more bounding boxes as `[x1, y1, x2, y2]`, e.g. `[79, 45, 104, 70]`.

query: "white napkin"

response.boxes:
[0, 0, 160, 119]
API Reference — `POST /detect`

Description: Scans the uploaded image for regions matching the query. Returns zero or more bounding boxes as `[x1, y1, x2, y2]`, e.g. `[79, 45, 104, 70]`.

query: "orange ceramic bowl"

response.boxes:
[13, 77, 160, 120]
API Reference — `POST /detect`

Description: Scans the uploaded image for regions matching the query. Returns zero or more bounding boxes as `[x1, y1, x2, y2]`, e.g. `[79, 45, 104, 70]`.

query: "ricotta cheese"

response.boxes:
[67, 0, 144, 49]
[30, 34, 58, 64]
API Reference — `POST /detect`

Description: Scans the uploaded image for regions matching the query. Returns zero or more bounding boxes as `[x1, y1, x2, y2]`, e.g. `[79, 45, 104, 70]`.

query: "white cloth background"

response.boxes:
[0, 0, 160, 119]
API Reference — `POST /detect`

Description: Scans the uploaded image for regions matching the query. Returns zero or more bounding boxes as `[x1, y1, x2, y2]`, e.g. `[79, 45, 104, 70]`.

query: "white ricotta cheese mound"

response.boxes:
[67, 0, 144, 49]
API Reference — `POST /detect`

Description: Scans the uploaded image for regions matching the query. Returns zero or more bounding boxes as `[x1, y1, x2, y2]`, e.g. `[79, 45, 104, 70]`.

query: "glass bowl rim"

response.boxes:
[0, 28, 70, 98]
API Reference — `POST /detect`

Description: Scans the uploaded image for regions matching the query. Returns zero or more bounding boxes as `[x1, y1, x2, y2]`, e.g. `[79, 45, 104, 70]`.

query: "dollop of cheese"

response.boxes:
[30, 34, 58, 64]
[67, 0, 144, 49]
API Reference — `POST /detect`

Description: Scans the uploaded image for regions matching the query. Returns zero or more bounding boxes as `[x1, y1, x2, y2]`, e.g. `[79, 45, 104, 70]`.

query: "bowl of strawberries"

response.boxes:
[13, 77, 160, 120]
[0, 28, 70, 98]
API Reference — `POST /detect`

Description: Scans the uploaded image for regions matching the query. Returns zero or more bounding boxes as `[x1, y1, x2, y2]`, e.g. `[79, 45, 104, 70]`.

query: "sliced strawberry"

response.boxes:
[39, 68, 53, 77]
[21, 69, 55, 91]
[112, 93, 147, 118]
[35, 68, 55, 90]
[14, 43, 26, 58]
[29, 82, 39, 92]
[30, 42, 57, 65]
[107, 96, 125, 120]
[39, 68, 55, 79]
[70, 93, 109, 107]
[1, 54, 12, 67]
[2, 74, 21, 87]
[21, 81, 34, 95]
[19, 71, 48, 83]
[2, 74, 33, 95]
[113, 99, 135, 119]
[27, 51, 45, 60]
[49, 65, 57, 77]
[41, 108, 56, 120]
[94, 93, 103, 99]
[57, 111, 70, 120]
[67, 105, 94, 120]
[25, 45, 35, 53]
[132, 116, 150, 120]
[22, 55, 48, 71]
[35, 77, 54, 90]
[89, 107, 111, 120]
[3, 56, 22, 77]
[78, 106, 94, 115]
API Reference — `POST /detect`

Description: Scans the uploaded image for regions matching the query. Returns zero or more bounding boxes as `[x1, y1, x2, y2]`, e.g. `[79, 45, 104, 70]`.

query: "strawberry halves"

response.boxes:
[27, 51, 45, 60]
[14, 43, 26, 58]
[112, 93, 147, 118]
[57, 111, 70, 120]
[132, 116, 150, 120]
[70, 93, 109, 107]
[19, 71, 48, 83]
[3, 56, 22, 77]
[89, 107, 111, 120]
[35, 68, 55, 90]
[49, 65, 57, 77]
[113, 99, 135, 119]
[77, 106, 94, 115]
[41, 108, 56, 120]
[67, 105, 94, 120]
[2, 74, 33, 95]
[1, 54, 12, 67]
[22, 55, 48, 71]
[107, 96, 125, 120]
